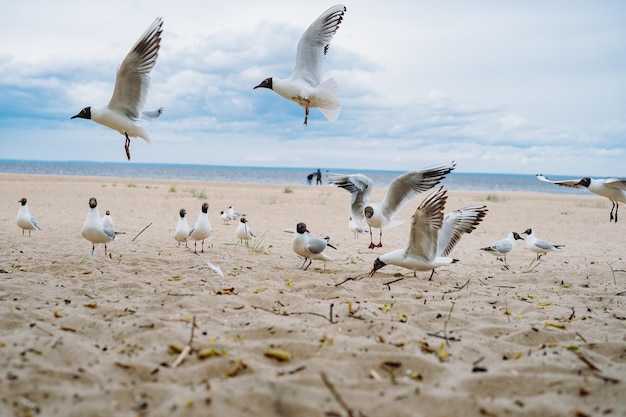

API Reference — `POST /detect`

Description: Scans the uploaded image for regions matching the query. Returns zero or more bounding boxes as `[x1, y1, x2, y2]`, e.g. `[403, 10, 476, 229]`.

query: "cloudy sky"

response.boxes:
[1, 1, 624, 176]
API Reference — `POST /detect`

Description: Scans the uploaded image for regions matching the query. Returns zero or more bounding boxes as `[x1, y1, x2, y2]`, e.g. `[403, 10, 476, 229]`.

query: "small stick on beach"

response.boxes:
[172, 315, 196, 368]
[132, 223, 152, 242]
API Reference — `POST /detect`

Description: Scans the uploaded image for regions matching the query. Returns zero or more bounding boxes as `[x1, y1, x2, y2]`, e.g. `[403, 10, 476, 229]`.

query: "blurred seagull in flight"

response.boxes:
[329, 162, 456, 248]
[537, 174, 626, 223]
[480, 232, 524, 269]
[254, 5, 347, 126]
[188, 202, 212, 254]
[81, 197, 116, 255]
[292, 222, 336, 270]
[71, 17, 164, 161]
[16, 198, 41, 236]
[369, 187, 487, 280]
[173, 208, 190, 248]
[522, 228, 564, 260]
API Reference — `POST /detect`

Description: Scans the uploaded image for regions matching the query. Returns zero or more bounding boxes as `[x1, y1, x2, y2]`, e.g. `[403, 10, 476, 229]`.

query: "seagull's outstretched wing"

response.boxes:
[328, 173, 373, 223]
[407, 187, 447, 261]
[292, 5, 346, 86]
[536, 174, 585, 189]
[437, 205, 488, 257]
[108, 17, 163, 118]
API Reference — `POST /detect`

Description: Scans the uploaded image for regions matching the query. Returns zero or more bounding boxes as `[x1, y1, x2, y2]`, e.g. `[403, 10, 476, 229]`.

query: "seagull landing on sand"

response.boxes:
[537, 174, 626, 223]
[292, 222, 336, 271]
[480, 232, 524, 269]
[188, 203, 212, 254]
[369, 187, 488, 280]
[173, 208, 190, 248]
[236, 218, 255, 246]
[16, 198, 41, 236]
[71, 18, 163, 161]
[254, 5, 347, 126]
[81, 197, 116, 255]
[522, 228, 564, 260]
[329, 162, 456, 249]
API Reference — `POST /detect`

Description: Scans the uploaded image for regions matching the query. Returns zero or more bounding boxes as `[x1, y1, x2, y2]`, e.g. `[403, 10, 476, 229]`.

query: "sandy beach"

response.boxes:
[0, 173, 624, 417]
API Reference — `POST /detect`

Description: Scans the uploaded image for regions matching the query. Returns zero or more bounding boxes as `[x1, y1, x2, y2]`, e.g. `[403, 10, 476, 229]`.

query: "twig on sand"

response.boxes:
[451, 278, 471, 292]
[172, 315, 196, 368]
[252, 305, 334, 324]
[443, 302, 455, 348]
[383, 277, 405, 290]
[321, 372, 366, 417]
[132, 223, 152, 242]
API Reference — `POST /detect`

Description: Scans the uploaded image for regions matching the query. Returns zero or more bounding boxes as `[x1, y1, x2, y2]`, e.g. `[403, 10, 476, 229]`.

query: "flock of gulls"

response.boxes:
[17, 5, 625, 279]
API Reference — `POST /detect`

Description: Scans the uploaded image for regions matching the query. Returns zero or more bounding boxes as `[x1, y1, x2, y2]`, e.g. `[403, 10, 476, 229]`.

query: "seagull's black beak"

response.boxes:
[369, 258, 386, 277]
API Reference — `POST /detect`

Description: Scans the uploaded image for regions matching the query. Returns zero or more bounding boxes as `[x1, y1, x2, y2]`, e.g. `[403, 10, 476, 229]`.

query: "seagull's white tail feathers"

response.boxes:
[134, 126, 152, 144]
[316, 78, 341, 121]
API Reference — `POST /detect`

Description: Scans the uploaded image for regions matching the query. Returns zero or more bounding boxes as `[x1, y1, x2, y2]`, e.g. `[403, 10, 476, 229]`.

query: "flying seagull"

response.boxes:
[329, 162, 456, 248]
[254, 5, 347, 126]
[71, 17, 164, 160]
[536, 174, 626, 223]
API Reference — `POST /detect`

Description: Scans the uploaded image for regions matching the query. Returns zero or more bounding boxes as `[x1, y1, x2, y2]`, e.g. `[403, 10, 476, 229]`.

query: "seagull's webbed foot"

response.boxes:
[124, 133, 131, 161]
[376, 242, 383, 248]
[368, 242, 376, 249]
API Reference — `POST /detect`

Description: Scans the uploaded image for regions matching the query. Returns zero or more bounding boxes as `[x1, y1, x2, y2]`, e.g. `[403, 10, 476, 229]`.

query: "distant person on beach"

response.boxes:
[316, 169, 322, 185]
[307, 173, 315, 185]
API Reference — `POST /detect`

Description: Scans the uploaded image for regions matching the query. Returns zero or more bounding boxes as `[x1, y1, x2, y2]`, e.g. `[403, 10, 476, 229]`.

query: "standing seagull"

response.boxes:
[329, 162, 456, 248]
[16, 198, 41, 236]
[71, 18, 164, 161]
[369, 187, 488, 280]
[348, 217, 367, 239]
[480, 232, 524, 268]
[173, 208, 190, 248]
[102, 210, 115, 230]
[236, 218, 255, 246]
[292, 222, 335, 270]
[522, 228, 564, 260]
[254, 5, 347, 126]
[537, 175, 626, 223]
[220, 210, 234, 224]
[188, 202, 212, 254]
[229, 206, 244, 219]
[81, 197, 116, 255]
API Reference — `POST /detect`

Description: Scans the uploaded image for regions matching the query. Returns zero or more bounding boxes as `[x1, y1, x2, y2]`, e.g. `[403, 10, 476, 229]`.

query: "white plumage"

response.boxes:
[16, 197, 41, 236]
[81, 197, 116, 255]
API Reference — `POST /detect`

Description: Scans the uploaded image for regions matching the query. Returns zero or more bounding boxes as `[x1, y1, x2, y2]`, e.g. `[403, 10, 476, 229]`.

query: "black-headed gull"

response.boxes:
[71, 18, 163, 161]
[522, 228, 564, 260]
[173, 208, 190, 248]
[480, 232, 524, 268]
[188, 202, 212, 253]
[102, 210, 115, 230]
[369, 187, 488, 280]
[16, 198, 41, 236]
[236, 218, 255, 245]
[220, 210, 234, 224]
[229, 206, 244, 219]
[81, 197, 116, 255]
[537, 174, 626, 223]
[292, 222, 335, 270]
[329, 162, 456, 248]
[254, 5, 347, 126]
[348, 217, 367, 238]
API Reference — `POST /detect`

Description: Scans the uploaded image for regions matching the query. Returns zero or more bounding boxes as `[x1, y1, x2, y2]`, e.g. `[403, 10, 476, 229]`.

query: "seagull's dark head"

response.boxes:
[254, 78, 273, 90]
[513, 232, 524, 241]
[522, 228, 532, 236]
[89, 197, 98, 209]
[364, 206, 374, 219]
[296, 222, 308, 234]
[105, 210, 110, 216]
[179, 208, 186, 218]
[71, 107, 91, 120]
[577, 177, 591, 188]
[369, 257, 386, 276]
[201, 202, 209, 213]
[19, 197, 27, 206]
[240, 217, 248, 224]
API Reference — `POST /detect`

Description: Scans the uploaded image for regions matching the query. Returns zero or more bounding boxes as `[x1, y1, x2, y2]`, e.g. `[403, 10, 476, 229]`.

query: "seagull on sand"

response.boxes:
[71, 17, 164, 161]
[16, 198, 41, 236]
[229, 206, 244, 219]
[537, 174, 626, 223]
[329, 162, 456, 249]
[369, 187, 488, 280]
[173, 208, 190, 248]
[81, 197, 116, 255]
[188, 202, 212, 253]
[254, 5, 347, 126]
[292, 222, 336, 270]
[220, 210, 234, 224]
[522, 228, 564, 260]
[348, 217, 367, 238]
[102, 210, 115, 230]
[480, 232, 524, 268]
[236, 218, 255, 245]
